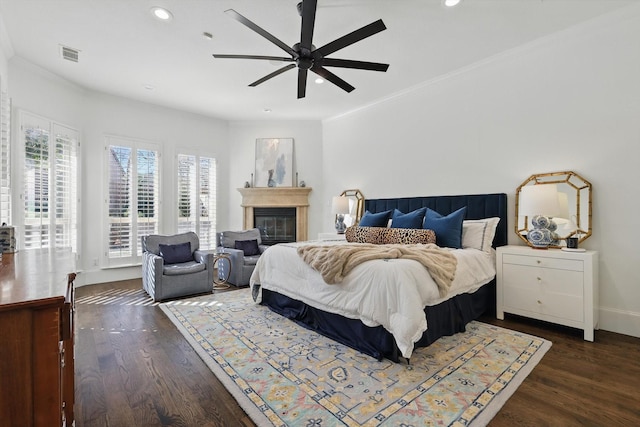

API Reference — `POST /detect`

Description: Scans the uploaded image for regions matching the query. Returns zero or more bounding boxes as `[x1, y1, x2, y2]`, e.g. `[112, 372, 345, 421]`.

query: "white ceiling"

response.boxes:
[0, 0, 634, 121]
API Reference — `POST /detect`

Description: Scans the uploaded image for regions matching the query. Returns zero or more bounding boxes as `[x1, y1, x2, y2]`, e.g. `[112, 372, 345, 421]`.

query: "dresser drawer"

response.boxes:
[502, 264, 583, 297]
[503, 253, 583, 272]
[503, 285, 584, 322]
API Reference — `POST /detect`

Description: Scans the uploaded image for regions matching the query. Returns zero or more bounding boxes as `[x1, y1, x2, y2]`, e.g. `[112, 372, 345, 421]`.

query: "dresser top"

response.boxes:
[0, 249, 76, 310]
[498, 244, 597, 257]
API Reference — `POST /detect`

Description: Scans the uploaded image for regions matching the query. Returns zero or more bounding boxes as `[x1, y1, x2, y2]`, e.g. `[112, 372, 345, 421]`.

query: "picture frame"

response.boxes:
[254, 138, 294, 187]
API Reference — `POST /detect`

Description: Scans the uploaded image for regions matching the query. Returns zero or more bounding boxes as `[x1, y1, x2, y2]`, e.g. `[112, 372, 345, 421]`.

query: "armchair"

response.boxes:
[217, 228, 269, 287]
[141, 231, 214, 302]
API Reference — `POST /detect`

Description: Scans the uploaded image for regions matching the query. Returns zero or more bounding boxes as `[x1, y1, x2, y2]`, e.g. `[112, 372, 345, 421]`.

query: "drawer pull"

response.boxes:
[537, 277, 541, 282]
[537, 260, 541, 264]
[537, 300, 542, 305]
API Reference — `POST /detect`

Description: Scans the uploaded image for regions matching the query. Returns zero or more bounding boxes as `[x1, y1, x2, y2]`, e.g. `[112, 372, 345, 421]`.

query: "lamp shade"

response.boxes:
[519, 184, 560, 217]
[331, 196, 350, 215]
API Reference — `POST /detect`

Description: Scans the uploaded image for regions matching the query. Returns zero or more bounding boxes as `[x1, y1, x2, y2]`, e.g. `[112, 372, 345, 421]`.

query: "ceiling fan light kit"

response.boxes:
[212, 0, 389, 99]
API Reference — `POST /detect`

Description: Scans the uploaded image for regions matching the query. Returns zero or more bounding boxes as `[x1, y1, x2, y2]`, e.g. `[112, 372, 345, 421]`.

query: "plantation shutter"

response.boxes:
[0, 88, 10, 225]
[20, 111, 78, 251]
[106, 137, 159, 265]
[176, 153, 216, 249]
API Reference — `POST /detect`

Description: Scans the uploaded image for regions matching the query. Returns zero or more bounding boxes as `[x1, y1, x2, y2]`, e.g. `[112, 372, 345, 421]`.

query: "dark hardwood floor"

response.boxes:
[75, 280, 640, 427]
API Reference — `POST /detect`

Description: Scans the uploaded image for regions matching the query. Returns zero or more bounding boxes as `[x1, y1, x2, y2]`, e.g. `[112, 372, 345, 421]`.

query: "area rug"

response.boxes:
[160, 289, 551, 427]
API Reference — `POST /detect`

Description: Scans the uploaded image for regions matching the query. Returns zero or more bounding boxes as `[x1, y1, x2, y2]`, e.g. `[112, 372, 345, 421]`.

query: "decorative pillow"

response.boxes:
[345, 226, 436, 245]
[390, 207, 427, 229]
[423, 206, 467, 249]
[159, 242, 193, 264]
[462, 217, 500, 252]
[235, 239, 260, 256]
[358, 210, 393, 227]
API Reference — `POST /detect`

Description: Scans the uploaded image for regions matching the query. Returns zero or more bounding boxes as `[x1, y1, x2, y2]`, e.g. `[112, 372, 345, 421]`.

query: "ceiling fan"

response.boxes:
[212, 0, 389, 99]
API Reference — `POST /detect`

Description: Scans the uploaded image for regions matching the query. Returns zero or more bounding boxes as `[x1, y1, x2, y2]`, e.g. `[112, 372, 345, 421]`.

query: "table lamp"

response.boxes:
[332, 196, 350, 234]
[519, 184, 560, 248]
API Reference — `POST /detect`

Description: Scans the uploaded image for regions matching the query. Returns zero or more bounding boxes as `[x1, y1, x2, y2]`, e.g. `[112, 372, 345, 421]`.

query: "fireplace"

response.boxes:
[238, 187, 312, 242]
[254, 207, 296, 245]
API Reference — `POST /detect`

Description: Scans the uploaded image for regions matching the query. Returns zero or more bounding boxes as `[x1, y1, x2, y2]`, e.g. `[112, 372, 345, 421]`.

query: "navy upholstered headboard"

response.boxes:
[364, 193, 508, 248]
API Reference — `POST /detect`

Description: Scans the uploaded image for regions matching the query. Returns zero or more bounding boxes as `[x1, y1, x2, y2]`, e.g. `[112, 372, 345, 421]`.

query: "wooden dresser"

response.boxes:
[0, 250, 77, 426]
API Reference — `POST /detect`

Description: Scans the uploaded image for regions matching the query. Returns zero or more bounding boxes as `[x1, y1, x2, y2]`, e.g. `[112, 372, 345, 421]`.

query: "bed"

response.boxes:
[250, 193, 508, 362]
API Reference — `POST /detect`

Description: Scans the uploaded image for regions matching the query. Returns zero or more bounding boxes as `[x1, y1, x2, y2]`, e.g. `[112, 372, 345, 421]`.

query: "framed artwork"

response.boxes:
[254, 138, 294, 187]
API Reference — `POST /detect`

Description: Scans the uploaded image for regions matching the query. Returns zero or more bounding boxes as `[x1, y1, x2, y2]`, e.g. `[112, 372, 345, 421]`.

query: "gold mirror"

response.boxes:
[338, 189, 365, 227]
[515, 171, 592, 247]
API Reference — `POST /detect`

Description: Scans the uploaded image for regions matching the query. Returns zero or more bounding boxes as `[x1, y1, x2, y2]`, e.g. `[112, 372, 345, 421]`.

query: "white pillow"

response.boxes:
[462, 217, 500, 252]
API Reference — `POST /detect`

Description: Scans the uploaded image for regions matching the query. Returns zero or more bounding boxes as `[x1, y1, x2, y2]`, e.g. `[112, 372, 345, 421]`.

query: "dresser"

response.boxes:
[496, 245, 598, 341]
[0, 250, 77, 426]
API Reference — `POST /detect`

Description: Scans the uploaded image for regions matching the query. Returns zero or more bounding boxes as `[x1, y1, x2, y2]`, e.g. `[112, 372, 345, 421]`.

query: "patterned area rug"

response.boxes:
[160, 289, 551, 427]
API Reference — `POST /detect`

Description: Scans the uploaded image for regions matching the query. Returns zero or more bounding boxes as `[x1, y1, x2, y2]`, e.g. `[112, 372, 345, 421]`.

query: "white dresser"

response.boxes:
[496, 245, 599, 341]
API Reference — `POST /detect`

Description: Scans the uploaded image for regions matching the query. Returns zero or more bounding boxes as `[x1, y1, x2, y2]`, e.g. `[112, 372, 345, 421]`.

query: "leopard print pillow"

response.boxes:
[345, 226, 436, 245]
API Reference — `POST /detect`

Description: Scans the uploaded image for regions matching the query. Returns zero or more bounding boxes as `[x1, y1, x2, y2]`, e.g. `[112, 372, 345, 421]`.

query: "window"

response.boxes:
[106, 136, 160, 265]
[177, 153, 216, 249]
[20, 111, 78, 251]
[0, 86, 10, 226]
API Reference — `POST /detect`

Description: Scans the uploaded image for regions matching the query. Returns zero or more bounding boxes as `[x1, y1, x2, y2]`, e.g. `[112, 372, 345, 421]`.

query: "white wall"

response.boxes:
[8, 57, 230, 285]
[322, 7, 640, 337]
[227, 120, 323, 239]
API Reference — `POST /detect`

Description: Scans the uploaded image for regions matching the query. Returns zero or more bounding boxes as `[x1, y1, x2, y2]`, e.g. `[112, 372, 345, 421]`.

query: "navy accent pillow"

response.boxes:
[159, 242, 193, 264]
[390, 207, 427, 229]
[423, 206, 467, 249]
[359, 210, 392, 227]
[235, 239, 260, 256]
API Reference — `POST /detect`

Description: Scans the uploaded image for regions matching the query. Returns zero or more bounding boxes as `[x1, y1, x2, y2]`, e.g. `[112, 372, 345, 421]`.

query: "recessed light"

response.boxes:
[263, 108, 272, 113]
[315, 78, 324, 84]
[443, 0, 462, 7]
[151, 7, 173, 21]
[144, 84, 156, 91]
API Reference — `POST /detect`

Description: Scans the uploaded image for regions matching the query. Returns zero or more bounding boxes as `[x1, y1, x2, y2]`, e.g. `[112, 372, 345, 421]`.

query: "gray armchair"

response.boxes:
[141, 231, 214, 302]
[217, 228, 269, 287]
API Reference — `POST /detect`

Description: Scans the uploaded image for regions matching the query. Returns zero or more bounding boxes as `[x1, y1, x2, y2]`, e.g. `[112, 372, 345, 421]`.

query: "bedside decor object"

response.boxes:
[515, 171, 592, 248]
[517, 184, 560, 249]
[254, 138, 294, 187]
[332, 196, 350, 234]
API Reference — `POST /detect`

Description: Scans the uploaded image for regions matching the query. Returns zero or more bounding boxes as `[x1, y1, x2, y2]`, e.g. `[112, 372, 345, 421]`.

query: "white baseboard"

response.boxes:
[76, 266, 141, 287]
[598, 306, 640, 339]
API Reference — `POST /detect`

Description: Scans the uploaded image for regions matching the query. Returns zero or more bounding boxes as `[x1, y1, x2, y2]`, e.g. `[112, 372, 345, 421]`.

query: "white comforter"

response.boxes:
[249, 240, 496, 359]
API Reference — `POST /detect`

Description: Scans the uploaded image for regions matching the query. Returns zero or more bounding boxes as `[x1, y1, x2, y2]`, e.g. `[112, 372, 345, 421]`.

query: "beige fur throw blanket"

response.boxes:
[297, 243, 457, 296]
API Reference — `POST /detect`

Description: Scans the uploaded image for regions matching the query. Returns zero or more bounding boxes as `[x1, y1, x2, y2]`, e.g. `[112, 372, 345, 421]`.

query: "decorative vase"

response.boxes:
[527, 215, 556, 248]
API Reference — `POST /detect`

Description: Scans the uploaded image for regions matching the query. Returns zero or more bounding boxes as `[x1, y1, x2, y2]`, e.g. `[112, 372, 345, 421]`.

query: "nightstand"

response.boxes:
[496, 245, 599, 341]
[317, 232, 346, 241]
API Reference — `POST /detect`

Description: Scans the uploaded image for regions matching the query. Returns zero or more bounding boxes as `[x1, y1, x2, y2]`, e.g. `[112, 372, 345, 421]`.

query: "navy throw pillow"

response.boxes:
[423, 206, 467, 248]
[390, 207, 427, 229]
[359, 210, 392, 227]
[235, 239, 260, 256]
[159, 241, 193, 264]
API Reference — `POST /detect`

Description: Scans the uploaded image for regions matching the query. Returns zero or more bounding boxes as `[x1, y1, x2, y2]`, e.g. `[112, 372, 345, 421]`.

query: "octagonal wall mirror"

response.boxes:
[515, 171, 592, 247]
[338, 189, 365, 227]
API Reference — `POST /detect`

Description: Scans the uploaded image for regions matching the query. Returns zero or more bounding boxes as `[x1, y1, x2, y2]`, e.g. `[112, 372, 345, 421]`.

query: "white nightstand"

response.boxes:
[496, 245, 599, 341]
[317, 232, 346, 241]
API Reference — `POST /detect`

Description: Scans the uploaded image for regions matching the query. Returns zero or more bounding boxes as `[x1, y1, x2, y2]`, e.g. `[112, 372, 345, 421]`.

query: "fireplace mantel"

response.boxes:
[238, 187, 312, 241]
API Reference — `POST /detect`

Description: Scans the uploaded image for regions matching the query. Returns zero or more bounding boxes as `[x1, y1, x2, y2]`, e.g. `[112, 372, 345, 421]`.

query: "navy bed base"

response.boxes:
[260, 193, 508, 362]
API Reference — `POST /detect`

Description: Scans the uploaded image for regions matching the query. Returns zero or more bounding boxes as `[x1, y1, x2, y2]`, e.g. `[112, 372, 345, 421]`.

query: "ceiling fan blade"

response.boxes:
[300, 0, 318, 51]
[249, 64, 296, 87]
[225, 9, 297, 58]
[297, 69, 308, 99]
[311, 66, 355, 93]
[321, 58, 389, 72]
[213, 54, 294, 62]
[314, 19, 387, 58]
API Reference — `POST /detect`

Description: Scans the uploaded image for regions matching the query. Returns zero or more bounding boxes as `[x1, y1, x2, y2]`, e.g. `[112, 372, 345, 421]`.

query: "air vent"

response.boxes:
[60, 45, 80, 63]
